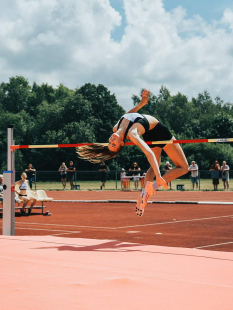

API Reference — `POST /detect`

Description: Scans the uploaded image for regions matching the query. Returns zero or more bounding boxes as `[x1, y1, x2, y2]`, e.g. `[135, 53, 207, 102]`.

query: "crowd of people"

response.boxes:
[117, 159, 230, 191]
[55, 159, 230, 191]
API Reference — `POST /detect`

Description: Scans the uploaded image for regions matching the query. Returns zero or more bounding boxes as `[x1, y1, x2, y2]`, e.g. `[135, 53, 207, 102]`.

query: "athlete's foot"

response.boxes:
[142, 181, 155, 208]
[135, 195, 144, 216]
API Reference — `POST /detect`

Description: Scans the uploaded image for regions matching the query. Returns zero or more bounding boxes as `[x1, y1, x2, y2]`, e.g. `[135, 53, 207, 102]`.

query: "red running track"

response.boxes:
[1, 191, 233, 252]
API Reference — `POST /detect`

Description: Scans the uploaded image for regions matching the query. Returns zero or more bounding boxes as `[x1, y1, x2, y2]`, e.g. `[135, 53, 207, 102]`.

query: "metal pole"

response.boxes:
[3, 125, 15, 236]
[35, 171, 37, 190]
[115, 170, 118, 190]
[199, 170, 201, 190]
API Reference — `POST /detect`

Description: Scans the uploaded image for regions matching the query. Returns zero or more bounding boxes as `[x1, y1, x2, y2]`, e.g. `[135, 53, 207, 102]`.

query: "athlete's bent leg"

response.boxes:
[136, 140, 188, 216]
[136, 147, 161, 216]
[162, 138, 189, 183]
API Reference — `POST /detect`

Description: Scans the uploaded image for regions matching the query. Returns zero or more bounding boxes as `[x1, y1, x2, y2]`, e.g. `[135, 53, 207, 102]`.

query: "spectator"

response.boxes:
[120, 168, 126, 189]
[99, 162, 108, 190]
[66, 161, 76, 190]
[129, 162, 141, 190]
[210, 161, 221, 190]
[58, 162, 67, 190]
[0, 174, 21, 205]
[141, 172, 146, 189]
[163, 161, 172, 190]
[221, 161, 230, 190]
[25, 164, 36, 189]
[15, 172, 37, 215]
[15, 193, 21, 205]
[0, 174, 3, 203]
[189, 161, 199, 190]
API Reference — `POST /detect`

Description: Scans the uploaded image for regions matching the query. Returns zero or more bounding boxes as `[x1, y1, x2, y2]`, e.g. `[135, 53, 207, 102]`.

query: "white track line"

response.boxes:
[16, 222, 115, 230]
[16, 214, 233, 230]
[195, 241, 233, 249]
[53, 199, 233, 205]
[16, 227, 81, 234]
[52, 232, 78, 236]
[115, 214, 233, 229]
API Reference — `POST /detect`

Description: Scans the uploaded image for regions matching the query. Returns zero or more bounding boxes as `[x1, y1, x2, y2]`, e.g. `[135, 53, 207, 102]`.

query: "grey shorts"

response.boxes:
[191, 176, 198, 184]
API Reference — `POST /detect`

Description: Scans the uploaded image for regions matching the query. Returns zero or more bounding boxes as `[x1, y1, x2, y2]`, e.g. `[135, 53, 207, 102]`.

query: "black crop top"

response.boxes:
[117, 113, 150, 140]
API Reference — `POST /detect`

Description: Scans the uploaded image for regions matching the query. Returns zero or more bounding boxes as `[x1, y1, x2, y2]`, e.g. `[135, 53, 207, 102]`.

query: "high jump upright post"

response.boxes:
[3, 125, 15, 235]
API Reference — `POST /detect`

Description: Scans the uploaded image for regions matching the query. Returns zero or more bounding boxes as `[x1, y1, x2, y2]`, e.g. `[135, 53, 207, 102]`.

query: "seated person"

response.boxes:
[15, 193, 22, 205]
[0, 174, 21, 204]
[15, 172, 37, 215]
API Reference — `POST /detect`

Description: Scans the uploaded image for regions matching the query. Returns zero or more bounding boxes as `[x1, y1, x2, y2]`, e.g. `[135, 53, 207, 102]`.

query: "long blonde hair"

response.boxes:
[76, 143, 124, 163]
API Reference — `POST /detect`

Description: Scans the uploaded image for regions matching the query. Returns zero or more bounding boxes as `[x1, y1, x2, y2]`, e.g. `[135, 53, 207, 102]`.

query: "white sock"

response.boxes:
[152, 181, 160, 191]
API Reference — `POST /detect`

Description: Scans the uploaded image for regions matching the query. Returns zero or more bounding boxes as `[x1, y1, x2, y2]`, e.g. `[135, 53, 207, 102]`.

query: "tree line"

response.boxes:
[0, 76, 233, 172]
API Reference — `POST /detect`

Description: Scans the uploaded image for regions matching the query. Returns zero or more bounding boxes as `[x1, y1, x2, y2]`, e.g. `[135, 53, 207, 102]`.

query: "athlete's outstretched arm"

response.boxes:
[112, 89, 150, 132]
[126, 89, 150, 114]
[128, 129, 168, 189]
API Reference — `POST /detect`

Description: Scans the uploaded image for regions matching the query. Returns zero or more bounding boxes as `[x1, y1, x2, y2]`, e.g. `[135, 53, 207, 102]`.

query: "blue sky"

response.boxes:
[164, 0, 233, 19]
[110, 0, 233, 41]
[1, 0, 233, 111]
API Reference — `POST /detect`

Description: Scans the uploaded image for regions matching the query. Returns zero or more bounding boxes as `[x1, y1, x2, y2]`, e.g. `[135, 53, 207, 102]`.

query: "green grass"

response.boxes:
[31, 179, 232, 191]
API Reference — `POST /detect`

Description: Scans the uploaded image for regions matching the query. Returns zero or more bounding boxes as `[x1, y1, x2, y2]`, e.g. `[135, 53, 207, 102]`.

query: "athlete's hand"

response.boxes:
[156, 176, 168, 190]
[140, 89, 150, 106]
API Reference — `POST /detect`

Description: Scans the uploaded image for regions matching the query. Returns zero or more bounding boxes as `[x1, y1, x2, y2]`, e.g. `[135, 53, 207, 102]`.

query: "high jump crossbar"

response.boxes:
[10, 138, 233, 150]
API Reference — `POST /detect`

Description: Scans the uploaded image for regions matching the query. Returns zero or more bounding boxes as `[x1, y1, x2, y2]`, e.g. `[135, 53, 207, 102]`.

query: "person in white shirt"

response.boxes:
[120, 168, 126, 189]
[221, 161, 230, 190]
[189, 161, 199, 190]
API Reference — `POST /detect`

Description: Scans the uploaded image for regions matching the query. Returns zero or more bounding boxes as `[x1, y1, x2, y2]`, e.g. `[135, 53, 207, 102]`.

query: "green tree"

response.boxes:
[76, 83, 125, 142]
[0, 76, 32, 113]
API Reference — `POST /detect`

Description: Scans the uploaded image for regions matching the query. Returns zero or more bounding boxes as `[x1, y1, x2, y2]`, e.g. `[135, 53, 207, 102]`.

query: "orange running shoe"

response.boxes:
[135, 195, 143, 216]
[142, 181, 155, 209]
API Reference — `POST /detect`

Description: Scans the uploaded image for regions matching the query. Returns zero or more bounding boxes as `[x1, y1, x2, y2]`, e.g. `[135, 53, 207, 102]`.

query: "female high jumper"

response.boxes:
[77, 90, 188, 216]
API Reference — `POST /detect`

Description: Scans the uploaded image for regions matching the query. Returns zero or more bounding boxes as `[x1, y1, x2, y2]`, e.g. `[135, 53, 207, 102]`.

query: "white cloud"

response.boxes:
[221, 8, 233, 29]
[0, 0, 233, 111]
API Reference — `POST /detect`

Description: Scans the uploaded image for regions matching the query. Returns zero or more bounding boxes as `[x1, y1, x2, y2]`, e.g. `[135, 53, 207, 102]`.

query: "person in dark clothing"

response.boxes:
[210, 161, 221, 190]
[66, 161, 76, 190]
[99, 162, 108, 190]
[25, 164, 36, 189]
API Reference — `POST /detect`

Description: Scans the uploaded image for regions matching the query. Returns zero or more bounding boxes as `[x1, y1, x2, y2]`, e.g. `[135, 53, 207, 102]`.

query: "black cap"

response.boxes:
[8, 125, 13, 128]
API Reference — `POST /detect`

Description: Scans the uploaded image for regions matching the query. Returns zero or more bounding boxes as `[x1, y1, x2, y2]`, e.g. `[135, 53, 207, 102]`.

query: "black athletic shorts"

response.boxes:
[68, 173, 74, 181]
[61, 174, 67, 179]
[100, 172, 107, 182]
[142, 122, 173, 149]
